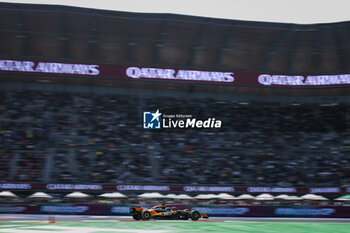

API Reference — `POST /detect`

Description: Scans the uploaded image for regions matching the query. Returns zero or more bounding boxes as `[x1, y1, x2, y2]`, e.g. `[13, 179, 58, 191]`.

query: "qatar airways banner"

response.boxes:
[1, 59, 350, 87]
[0, 183, 349, 194]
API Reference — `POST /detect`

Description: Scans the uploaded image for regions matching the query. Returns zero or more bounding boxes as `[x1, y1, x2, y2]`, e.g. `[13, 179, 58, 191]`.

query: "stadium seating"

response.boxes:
[0, 89, 349, 187]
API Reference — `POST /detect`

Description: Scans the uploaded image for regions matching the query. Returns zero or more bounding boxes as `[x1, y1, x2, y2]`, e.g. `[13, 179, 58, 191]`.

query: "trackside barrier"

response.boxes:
[1, 205, 350, 218]
[0, 183, 348, 194]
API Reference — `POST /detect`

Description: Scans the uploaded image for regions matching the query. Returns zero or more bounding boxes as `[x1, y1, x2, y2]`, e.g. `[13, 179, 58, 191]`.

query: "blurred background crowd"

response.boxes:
[0, 89, 349, 187]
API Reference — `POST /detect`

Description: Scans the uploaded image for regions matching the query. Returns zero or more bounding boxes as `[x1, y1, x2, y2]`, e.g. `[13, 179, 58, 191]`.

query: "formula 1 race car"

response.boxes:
[129, 204, 208, 221]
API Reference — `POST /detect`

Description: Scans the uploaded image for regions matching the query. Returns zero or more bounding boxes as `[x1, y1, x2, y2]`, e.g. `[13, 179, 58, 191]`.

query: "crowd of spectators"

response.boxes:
[0, 89, 349, 187]
[0, 150, 11, 182]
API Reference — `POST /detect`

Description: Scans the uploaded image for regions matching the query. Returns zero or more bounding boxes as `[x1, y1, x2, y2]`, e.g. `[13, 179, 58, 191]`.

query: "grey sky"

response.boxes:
[1, 0, 350, 24]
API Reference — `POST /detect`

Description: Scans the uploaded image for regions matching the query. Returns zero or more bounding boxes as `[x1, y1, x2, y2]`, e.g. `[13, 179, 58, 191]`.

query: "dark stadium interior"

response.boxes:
[1, 2, 350, 74]
[0, 2, 350, 214]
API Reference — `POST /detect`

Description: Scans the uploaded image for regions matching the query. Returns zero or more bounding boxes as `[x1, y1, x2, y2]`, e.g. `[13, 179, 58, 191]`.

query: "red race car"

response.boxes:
[129, 204, 208, 221]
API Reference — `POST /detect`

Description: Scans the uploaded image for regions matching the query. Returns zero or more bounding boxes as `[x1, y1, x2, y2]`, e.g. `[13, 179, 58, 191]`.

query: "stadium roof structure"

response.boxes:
[0, 2, 349, 100]
[1, 2, 350, 75]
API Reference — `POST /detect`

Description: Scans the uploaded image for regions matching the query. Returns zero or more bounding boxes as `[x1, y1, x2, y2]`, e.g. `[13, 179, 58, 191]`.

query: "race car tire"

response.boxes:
[132, 212, 142, 220]
[142, 210, 152, 220]
[190, 210, 200, 221]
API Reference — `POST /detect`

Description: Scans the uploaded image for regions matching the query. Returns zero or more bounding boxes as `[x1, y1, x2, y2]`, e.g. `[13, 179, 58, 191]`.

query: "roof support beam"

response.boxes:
[153, 16, 169, 65]
[87, 13, 99, 62]
[127, 17, 140, 64]
[312, 30, 322, 71]
[187, 20, 208, 67]
[286, 31, 303, 73]
[60, 11, 69, 59]
[15, 7, 28, 57]
[332, 27, 347, 72]
[258, 27, 293, 71]
[214, 26, 237, 68]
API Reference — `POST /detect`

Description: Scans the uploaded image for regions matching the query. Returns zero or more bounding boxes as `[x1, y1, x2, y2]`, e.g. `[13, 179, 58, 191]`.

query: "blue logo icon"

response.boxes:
[143, 109, 162, 129]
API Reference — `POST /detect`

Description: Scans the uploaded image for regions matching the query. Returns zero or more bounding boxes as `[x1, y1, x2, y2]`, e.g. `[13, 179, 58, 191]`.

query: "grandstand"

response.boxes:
[0, 1, 349, 219]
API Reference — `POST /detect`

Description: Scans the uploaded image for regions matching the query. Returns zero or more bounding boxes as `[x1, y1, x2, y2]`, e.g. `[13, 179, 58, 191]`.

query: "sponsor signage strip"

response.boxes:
[1, 59, 350, 87]
[0, 184, 348, 193]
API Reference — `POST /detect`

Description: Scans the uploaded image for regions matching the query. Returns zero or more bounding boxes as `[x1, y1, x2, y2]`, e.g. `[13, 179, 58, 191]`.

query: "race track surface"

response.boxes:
[0, 215, 350, 233]
[1, 214, 350, 223]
